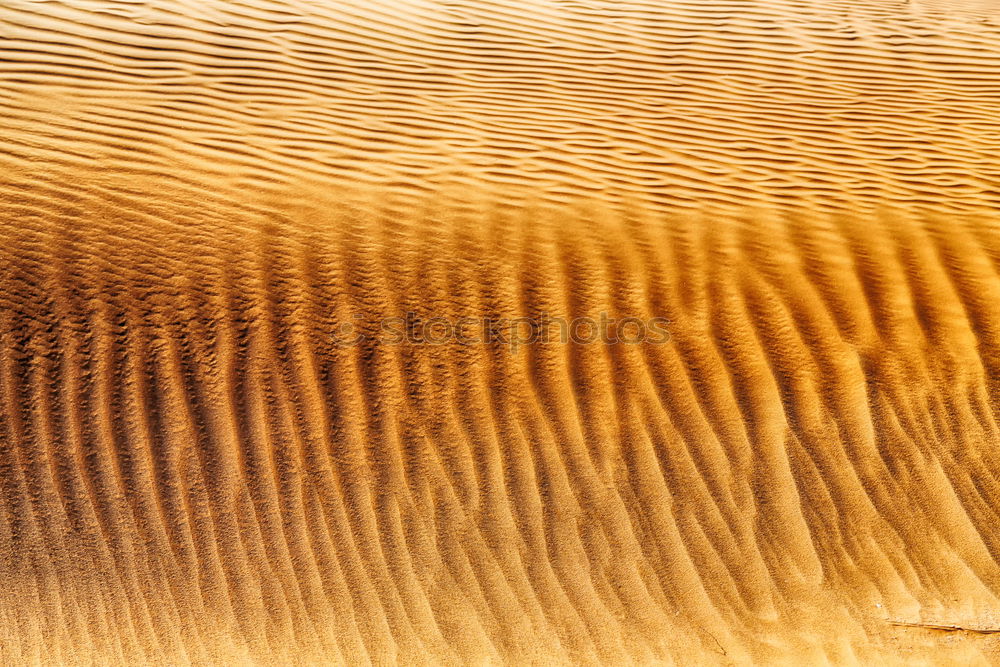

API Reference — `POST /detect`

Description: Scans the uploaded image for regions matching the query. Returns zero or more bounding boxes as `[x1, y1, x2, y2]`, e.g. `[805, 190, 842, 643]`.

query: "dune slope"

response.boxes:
[1, 0, 999, 211]
[2, 184, 1000, 664]
[1, 0, 1000, 664]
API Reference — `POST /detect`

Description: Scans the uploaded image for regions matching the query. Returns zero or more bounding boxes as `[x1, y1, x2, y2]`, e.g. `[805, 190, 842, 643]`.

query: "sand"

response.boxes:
[1, 0, 999, 665]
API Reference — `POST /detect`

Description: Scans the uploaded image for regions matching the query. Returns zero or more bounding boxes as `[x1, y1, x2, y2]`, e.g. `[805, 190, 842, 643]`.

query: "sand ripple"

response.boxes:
[2, 0, 1000, 664]
[1, 0, 998, 211]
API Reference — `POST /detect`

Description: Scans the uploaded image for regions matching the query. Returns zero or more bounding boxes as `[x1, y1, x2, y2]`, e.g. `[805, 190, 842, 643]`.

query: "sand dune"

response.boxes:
[2, 184, 1000, 664]
[2, 0, 999, 211]
[1, 0, 1000, 665]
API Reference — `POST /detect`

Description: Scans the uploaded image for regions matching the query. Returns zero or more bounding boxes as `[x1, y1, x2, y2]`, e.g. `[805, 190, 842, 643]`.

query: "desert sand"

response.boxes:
[1, 0, 999, 665]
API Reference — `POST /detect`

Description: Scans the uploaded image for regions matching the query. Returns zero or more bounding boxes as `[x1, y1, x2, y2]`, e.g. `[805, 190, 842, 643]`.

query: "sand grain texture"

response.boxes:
[1, 0, 1000, 665]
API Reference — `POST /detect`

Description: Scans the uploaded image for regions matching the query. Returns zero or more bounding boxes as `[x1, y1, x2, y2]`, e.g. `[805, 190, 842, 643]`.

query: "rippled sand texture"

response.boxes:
[2, 0, 1000, 211]
[2, 0, 1000, 666]
[3, 185, 1000, 665]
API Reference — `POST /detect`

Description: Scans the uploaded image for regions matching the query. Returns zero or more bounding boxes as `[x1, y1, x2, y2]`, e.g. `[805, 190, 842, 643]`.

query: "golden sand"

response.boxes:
[2, 0, 999, 212]
[1, 0, 999, 665]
